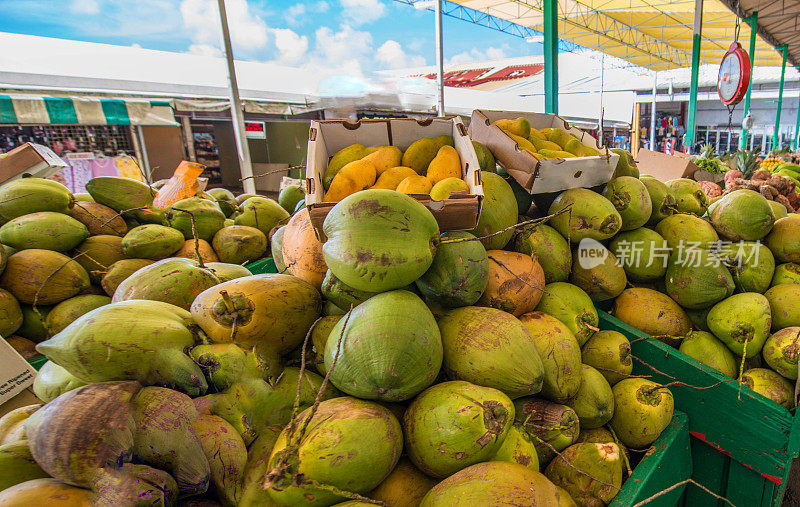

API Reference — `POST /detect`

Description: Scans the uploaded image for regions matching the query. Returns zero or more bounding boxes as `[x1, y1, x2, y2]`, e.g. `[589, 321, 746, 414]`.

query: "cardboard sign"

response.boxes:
[635, 149, 700, 182]
[0, 143, 68, 184]
[0, 338, 36, 408]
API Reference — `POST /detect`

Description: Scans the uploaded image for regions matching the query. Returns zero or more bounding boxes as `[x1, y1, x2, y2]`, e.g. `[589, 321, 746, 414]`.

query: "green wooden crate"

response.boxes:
[598, 309, 800, 507]
[245, 257, 277, 275]
[612, 411, 692, 507]
[27, 355, 47, 371]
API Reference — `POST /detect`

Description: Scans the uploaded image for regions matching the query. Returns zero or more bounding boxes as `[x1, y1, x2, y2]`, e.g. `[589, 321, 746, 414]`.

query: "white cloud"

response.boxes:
[315, 24, 373, 65]
[448, 46, 509, 65]
[271, 28, 309, 65]
[130, 43, 143, 48]
[340, 0, 386, 26]
[285, 3, 306, 25]
[70, 0, 100, 14]
[316, 1, 330, 12]
[188, 43, 223, 57]
[180, 0, 268, 50]
[376, 40, 426, 69]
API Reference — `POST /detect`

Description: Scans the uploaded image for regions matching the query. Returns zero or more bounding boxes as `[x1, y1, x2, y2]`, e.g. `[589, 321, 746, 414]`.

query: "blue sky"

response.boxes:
[0, 0, 542, 75]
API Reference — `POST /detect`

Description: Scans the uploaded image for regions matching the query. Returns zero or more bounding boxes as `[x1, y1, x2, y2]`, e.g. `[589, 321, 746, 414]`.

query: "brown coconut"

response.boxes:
[68, 201, 127, 236]
[478, 250, 545, 316]
[101, 259, 155, 296]
[281, 208, 327, 288]
[73, 235, 128, 283]
[0, 249, 90, 305]
[173, 239, 219, 264]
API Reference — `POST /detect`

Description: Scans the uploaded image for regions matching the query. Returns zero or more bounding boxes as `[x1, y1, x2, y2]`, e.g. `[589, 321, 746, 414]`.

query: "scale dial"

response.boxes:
[717, 42, 751, 105]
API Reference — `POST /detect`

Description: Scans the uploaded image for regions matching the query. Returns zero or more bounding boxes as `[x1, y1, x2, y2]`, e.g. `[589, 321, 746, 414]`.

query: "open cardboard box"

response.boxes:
[305, 117, 483, 240]
[0, 142, 68, 184]
[0, 338, 37, 415]
[469, 109, 618, 194]
[635, 149, 700, 182]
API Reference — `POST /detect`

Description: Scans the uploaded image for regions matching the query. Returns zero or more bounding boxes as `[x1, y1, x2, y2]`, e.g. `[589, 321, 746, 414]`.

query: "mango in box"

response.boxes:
[564, 138, 601, 157]
[362, 145, 403, 175]
[493, 117, 531, 138]
[372, 166, 418, 190]
[471, 140, 495, 173]
[530, 136, 563, 152]
[402, 135, 454, 175]
[546, 128, 577, 148]
[539, 149, 576, 159]
[426, 145, 461, 184]
[324, 158, 378, 202]
[396, 175, 433, 194]
[509, 134, 538, 155]
[430, 177, 469, 201]
[323, 144, 367, 190]
[529, 128, 547, 141]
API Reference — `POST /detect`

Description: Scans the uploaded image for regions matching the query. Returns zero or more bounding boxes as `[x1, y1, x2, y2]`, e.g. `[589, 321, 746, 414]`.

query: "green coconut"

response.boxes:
[640, 176, 677, 225]
[581, 330, 632, 386]
[190, 343, 276, 392]
[740, 368, 795, 409]
[211, 225, 268, 265]
[710, 189, 776, 241]
[0, 288, 22, 337]
[468, 172, 518, 250]
[438, 306, 544, 399]
[654, 213, 719, 251]
[100, 258, 154, 296]
[502, 173, 535, 216]
[323, 189, 439, 293]
[518, 311, 582, 402]
[205, 262, 251, 282]
[678, 331, 738, 378]
[45, 294, 111, 335]
[545, 442, 623, 506]
[206, 188, 238, 217]
[0, 249, 90, 305]
[609, 378, 673, 449]
[73, 235, 128, 283]
[602, 176, 652, 231]
[717, 241, 775, 294]
[324, 290, 442, 401]
[16, 304, 51, 342]
[772, 263, 800, 286]
[665, 249, 735, 309]
[613, 288, 692, 340]
[566, 365, 615, 429]
[0, 212, 88, 252]
[321, 269, 380, 309]
[548, 188, 622, 242]
[404, 381, 514, 478]
[762, 327, 800, 380]
[31, 360, 87, 403]
[576, 427, 616, 445]
[235, 196, 290, 237]
[323, 300, 347, 316]
[111, 257, 220, 310]
[489, 424, 540, 471]
[85, 176, 156, 214]
[267, 397, 403, 506]
[609, 227, 669, 282]
[765, 283, 800, 330]
[0, 441, 49, 491]
[0, 178, 73, 221]
[419, 462, 563, 506]
[769, 200, 789, 219]
[164, 197, 226, 242]
[415, 231, 489, 308]
[707, 293, 772, 358]
[535, 282, 598, 346]
[569, 243, 627, 301]
[270, 225, 286, 272]
[514, 398, 580, 466]
[278, 185, 305, 214]
[514, 223, 571, 283]
[666, 178, 709, 215]
[765, 216, 800, 263]
[122, 224, 185, 260]
[369, 457, 437, 507]
[611, 148, 639, 178]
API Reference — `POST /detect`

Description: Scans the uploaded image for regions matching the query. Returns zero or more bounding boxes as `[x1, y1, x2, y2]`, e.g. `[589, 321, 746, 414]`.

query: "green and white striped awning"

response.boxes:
[0, 95, 177, 126]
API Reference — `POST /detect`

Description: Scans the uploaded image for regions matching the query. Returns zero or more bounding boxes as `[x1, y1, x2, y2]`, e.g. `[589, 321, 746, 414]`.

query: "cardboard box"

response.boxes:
[0, 143, 68, 184]
[635, 149, 700, 182]
[469, 109, 618, 193]
[0, 338, 37, 410]
[305, 117, 483, 240]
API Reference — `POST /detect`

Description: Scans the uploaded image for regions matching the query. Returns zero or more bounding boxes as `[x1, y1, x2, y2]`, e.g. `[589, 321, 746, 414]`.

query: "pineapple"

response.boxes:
[735, 149, 761, 178]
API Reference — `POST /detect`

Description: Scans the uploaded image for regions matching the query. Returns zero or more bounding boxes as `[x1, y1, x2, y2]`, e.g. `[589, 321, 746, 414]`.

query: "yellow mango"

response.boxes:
[564, 138, 600, 157]
[401, 136, 453, 175]
[371, 166, 418, 190]
[362, 146, 403, 175]
[539, 127, 555, 136]
[396, 175, 433, 194]
[530, 136, 563, 152]
[492, 117, 531, 138]
[510, 134, 538, 155]
[323, 144, 367, 190]
[426, 145, 461, 184]
[529, 128, 547, 141]
[430, 177, 468, 200]
[324, 158, 377, 202]
[433, 135, 454, 150]
[363, 146, 381, 155]
[546, 128, 578, 148]
[538, 149, 576, 159]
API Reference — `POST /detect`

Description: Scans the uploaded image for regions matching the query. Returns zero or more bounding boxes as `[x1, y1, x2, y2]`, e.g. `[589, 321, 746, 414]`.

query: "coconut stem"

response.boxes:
[303, 478, 386, 506]
[172, 207, 205, 269]
[738, 339, 748, 401]
[218, 290, 235, 313]
[239, 165, 303, 182]
[631, 479, 735, 507]
[607, 426, 633, 478]
[438, 203, 574, 245]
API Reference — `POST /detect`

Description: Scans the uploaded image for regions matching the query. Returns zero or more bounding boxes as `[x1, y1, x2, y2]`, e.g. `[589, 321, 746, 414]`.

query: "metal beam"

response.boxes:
[795, 92, 800, 150]
[740, 11, 758, 150]
[685, 0, 703, 152]
[544, 0, 558, 114]
[774, 45, 788, 149]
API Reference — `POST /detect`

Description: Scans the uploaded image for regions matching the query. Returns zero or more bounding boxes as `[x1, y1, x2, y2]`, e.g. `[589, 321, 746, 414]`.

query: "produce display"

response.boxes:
[492, 117, 601, 159]
[0, 151, 680, 506]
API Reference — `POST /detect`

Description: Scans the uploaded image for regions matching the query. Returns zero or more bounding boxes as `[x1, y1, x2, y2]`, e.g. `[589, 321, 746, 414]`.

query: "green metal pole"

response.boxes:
[740, 11, 757, 149]
[795, 91, 800, 150]
[685, 0, 703, 152]
[544, 0, 558, 114]
[773, 45, 788, 150]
